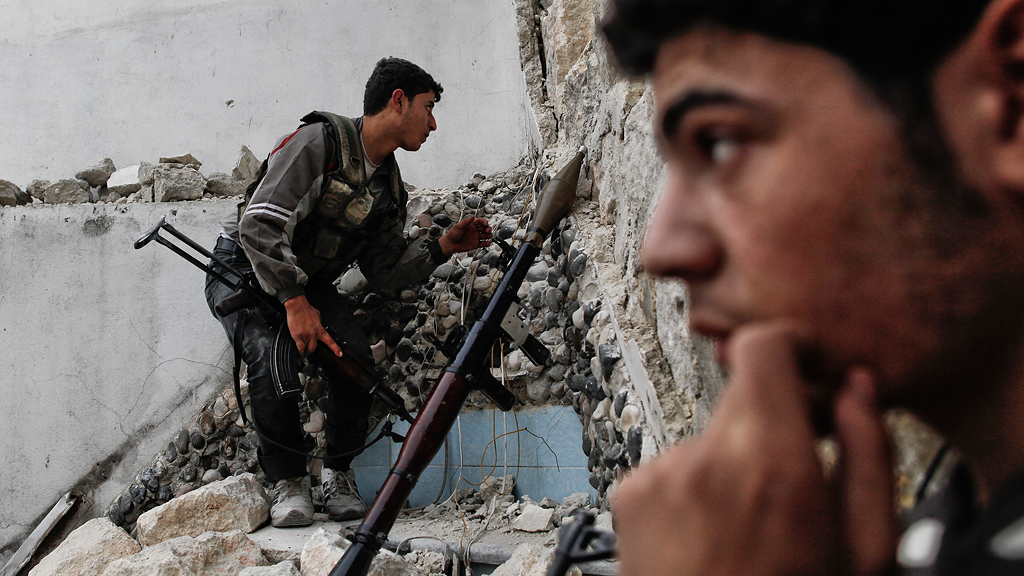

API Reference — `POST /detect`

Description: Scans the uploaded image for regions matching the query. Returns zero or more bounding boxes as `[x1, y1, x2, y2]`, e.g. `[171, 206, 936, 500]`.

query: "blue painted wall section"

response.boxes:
[351, 406, 595, 507]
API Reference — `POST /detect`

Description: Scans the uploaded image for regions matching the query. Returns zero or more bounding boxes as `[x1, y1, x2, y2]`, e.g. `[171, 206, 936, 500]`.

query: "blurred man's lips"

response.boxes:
[690, 319, 732, 366]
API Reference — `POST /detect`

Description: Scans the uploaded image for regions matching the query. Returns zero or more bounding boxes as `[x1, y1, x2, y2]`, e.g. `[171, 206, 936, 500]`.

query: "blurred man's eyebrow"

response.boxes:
[661, 91, 744, 139]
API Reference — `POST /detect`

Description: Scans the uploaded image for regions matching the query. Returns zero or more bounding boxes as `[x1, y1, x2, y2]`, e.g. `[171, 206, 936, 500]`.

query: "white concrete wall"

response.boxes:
[0, 0, 537, 191]
[0, 201, 236, 562]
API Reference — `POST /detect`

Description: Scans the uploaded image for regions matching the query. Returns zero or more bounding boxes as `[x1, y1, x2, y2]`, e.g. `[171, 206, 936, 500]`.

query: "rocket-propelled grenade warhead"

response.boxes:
[525, 146, 587, 247]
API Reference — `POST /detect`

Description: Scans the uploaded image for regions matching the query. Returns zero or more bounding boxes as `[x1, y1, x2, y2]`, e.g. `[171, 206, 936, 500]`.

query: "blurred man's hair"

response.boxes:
[603, 0, 990, 88]
[364, 57, 443, 116]
[602, 0, 994, 217]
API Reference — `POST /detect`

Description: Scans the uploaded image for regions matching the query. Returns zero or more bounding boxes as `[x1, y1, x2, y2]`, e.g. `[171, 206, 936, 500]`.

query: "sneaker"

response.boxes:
[270, 475, 314, 527]
[322, 467, 366, 521]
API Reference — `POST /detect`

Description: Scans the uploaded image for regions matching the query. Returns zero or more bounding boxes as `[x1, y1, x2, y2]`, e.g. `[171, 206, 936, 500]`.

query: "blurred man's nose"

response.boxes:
[642, 171, 722, 282]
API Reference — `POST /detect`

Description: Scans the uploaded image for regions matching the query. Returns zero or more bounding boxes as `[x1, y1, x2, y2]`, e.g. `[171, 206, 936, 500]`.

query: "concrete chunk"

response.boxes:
[139, 162, 156, 186]
[240, 561, 301, 576]
[512, 503, 554, 532]
[100, 530, 267, 576]
[0, 179, 25, 206]
[233, 145, 261, 186]
[26, 179, 50, 201]
[159, 153, 202, 167]
[205, 172, 246, 197]
[75, 157, 116, 186]
[43, 179, 90, 204]
[106, 165, 142, 197]
[135, 473, 269, 546]
[490, 544, 574, 576]
[29, 518, 141, 576]
[154, 165, 206, 202]
[299, 527, 427, 576]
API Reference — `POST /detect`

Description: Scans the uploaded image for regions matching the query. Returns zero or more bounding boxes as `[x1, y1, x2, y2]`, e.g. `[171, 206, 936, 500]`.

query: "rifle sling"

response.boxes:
[233, 309, 250, 425]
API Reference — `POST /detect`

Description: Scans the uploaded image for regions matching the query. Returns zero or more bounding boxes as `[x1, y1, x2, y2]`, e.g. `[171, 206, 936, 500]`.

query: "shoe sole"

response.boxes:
[327, 507, 367, 522]
[272, 509, 314, 528]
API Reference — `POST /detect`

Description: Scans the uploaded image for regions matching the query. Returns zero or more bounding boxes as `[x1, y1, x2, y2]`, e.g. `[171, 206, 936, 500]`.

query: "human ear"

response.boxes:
[390, 89, 406, 112]
[937, 0, 1024, 191]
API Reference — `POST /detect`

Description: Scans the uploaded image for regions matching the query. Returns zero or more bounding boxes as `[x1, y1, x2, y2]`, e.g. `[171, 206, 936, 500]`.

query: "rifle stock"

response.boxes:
[332, 147, 587, 576]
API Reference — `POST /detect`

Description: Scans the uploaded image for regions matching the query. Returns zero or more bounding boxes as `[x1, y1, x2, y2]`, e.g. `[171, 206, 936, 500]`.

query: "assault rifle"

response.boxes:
[133, 215, 413, 425]
[331, 147, 588, 576]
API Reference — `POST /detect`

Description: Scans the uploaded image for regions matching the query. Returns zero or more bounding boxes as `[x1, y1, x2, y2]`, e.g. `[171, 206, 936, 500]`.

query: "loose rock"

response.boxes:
[154, 165, 205, 201]
[512, 503, 554, 532]
[159, 153, 203, 167]
[205, 173, 246, 197]
[135, 473, 269, 546]
[28, 518, 140, 576]
[234, 146, 261, 185]
[102, 530, 266, 576]
[75, 157, 117, 187]
[43, 179, 90, 205]
[240, 561, 302, 576]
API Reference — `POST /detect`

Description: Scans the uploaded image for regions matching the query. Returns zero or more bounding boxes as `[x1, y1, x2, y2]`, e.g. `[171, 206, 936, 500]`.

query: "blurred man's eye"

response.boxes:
[695, 128, 744, 166]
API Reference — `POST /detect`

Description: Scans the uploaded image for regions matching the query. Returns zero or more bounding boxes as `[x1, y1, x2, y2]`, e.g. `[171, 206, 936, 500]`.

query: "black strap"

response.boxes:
[233, 309, 250, 425]
[916, 441, 953, 505]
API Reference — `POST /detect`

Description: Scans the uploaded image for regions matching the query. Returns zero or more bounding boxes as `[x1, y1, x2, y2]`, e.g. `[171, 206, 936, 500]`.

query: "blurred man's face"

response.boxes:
[642, 28, 1016, 408]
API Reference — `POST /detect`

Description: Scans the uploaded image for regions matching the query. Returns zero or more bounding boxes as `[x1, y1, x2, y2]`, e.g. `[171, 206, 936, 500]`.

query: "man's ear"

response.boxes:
[937, 0, 1024, 191]
[389, 89, 407, 113]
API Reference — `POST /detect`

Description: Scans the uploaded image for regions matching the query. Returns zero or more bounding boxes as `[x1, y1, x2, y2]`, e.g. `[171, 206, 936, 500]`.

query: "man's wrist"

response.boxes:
[277, 285, 306, 304]
[282, 294, 309, 311]
[427, 238, 448, 264]
[437, 235, 455, 257]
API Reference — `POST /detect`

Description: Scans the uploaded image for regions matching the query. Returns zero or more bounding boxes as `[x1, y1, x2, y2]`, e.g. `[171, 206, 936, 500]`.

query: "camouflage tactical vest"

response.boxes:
[239, 111, 408, 277]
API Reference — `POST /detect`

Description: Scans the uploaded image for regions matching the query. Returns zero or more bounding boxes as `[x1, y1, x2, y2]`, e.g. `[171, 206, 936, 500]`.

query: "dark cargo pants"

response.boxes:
[204, 238, 373, 481]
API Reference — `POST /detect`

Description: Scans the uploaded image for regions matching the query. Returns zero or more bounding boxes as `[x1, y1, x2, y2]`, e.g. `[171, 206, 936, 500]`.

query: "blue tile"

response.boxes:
[352, 406, 592, 505]
[352, 466, 390, 505]
[530, 408, 588, 468]
[352, 421, 394, 468]
[409, 466, 446, 507]
[511, 467, 542, 501]
[536, 467, 597, 503]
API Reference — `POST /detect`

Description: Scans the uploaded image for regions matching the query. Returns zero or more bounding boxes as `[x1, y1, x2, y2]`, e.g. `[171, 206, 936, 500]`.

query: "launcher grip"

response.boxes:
[133, 215, 167, 249]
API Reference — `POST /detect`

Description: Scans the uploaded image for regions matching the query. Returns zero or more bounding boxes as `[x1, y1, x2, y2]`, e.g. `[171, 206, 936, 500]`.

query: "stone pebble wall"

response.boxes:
[104, 157, 646, 533]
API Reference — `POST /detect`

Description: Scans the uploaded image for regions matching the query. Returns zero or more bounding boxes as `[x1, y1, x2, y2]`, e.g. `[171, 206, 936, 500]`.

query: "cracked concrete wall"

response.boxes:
[0, 0, 536, 191]
[0, 202, 236, 566]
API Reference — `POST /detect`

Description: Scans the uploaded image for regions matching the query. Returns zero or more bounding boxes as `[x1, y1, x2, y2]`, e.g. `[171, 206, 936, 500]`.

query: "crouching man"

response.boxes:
[205, 57, 491, 527]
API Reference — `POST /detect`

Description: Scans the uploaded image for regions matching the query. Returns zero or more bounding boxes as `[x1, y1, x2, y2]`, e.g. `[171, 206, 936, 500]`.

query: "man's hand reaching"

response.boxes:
[439, 216, 493, 255]
[283, 295, 344, 357]
[613, 322, 897, 576]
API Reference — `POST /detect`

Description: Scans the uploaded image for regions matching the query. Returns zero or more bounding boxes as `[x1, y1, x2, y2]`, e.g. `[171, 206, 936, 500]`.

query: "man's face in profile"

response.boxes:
[641, 28, 1005, 405]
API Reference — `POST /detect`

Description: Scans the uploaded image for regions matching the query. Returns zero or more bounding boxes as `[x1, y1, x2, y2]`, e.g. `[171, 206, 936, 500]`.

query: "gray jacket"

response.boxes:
[222, 118, 444, 302]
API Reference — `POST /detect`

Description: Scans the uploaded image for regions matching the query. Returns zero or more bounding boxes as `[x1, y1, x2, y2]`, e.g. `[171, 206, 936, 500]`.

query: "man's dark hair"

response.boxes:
[603, 0, 994, 217]
[363, 57, 443, 116]
[602, 0, 990, 84]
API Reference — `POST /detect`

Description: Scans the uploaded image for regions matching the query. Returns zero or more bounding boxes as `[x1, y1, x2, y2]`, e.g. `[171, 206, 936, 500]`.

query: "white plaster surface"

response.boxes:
[0, 0, 536, 191]
[0, 201, 238, 563]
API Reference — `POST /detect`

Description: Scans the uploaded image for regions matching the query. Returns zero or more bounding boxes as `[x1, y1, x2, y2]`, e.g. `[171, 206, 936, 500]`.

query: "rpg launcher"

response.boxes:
[132, 215, 413, 425]
[332, 147, 588, 576]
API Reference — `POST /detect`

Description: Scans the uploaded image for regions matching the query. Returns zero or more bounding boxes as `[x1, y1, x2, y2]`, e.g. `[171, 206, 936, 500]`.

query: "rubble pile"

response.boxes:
[105, 387, 263, 534]
[0, 147, 261, 207]
[32, 474, 603, 576]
